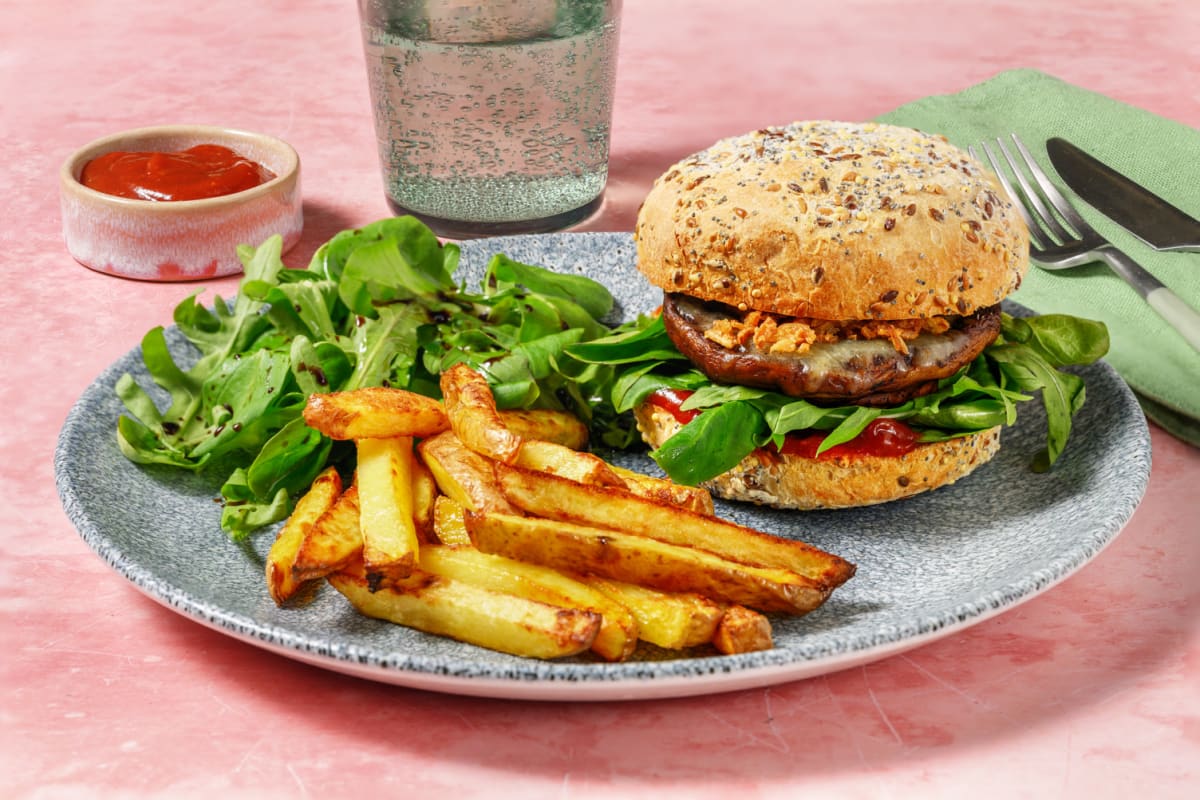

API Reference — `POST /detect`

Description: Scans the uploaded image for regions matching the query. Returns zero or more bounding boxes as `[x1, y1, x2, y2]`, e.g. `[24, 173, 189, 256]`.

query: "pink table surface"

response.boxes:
[3, 1, 1198, 797]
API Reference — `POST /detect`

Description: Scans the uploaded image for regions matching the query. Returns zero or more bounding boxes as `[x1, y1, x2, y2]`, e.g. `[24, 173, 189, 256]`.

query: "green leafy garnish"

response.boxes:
[566, 312, 1109, 485]
[115, 216, 625, 539]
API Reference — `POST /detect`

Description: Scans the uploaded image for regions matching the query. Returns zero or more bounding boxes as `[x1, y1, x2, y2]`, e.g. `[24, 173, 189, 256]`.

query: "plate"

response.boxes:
[55, 232, 1151, 702]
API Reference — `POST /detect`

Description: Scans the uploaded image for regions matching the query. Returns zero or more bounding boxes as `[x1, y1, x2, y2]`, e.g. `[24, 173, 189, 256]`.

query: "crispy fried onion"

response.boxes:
[704, 310, 952, 356]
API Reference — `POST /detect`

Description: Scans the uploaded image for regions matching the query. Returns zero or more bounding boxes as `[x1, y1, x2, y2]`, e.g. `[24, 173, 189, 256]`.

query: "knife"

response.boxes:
[1046, 137, 1200, 252]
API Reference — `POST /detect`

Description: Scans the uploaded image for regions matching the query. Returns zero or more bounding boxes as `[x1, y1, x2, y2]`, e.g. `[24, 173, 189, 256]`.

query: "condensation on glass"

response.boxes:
[358, 1, 622, 237]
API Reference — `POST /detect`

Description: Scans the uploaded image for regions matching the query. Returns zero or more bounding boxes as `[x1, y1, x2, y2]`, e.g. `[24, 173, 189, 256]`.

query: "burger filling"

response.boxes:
[662, 293, 1003, 406]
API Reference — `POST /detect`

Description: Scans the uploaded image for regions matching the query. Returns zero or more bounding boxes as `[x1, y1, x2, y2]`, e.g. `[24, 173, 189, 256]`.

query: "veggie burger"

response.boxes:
[630, 120, 1035, 509]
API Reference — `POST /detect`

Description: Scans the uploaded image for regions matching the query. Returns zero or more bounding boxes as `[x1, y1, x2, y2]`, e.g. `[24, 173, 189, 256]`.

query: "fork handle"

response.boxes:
[1099, 246, 1200, 352]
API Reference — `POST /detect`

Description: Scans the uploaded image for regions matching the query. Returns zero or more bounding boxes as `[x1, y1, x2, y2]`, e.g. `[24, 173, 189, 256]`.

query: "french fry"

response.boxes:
[265, 467, 342, 605]
[418, 545, 638, 662]
[302, 387, 448, 440]
[292, 485, 363, 582]
[327, 562, 601, 659]
[465, 510, 830, 614]
[439, 363, 523, 463]
[418, 430, 518, 514]
[268, 359, 856, 661]
[411, 454, 438, 542]
[498, 408, 589, 450]
[432, 495, 473, 547]
[583, 576, 725, 650]
[514, 439, 626, 487]
[356, 436, 420, 579]
[496, 464, 855, 588]
[712, 605, 774, 655]
[609, 464, 715, 515]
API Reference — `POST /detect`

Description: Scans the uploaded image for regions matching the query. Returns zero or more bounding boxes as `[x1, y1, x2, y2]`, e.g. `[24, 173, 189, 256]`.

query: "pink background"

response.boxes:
[3, 0, 1197, 797]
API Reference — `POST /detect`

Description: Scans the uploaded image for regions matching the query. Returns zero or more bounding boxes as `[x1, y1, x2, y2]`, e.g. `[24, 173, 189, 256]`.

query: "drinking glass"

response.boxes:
[358, 0, 622, 238]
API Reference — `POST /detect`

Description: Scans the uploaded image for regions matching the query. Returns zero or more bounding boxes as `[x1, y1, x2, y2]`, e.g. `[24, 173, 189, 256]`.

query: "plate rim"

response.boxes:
[54, 230, 1152, 701]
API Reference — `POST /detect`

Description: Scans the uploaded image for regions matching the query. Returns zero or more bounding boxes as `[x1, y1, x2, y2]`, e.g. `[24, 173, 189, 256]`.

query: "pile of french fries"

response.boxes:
[264, 363, 855, 661]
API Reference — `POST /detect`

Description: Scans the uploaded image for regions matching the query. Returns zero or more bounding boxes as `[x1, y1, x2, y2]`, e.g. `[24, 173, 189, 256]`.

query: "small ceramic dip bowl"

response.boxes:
[60, 125, 302, 281]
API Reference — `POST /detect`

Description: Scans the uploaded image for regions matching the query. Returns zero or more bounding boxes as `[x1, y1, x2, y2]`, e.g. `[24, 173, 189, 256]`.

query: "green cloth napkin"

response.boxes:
[878, 68, 1200, 446]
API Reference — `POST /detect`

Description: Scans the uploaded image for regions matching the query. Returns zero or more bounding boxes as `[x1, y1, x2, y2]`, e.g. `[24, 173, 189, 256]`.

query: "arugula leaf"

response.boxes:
[609, 364, 708, 414]
[344, 302, 427, 391]
[567, 313, 688, 364]
[681, 383, 774, 411]
[309, 216, 457, 287]
[339, 237, 451, 315]
[766, 399, 842, 444]
[219, 468, 292, 538]
[1001, 312, 1109, 367]
[651, 401, 766, 485]
[486, 253, 614, 321]
[986, 343, 1087, 471]
[243, 416, 332, 502]
[816, 406, 882, 454]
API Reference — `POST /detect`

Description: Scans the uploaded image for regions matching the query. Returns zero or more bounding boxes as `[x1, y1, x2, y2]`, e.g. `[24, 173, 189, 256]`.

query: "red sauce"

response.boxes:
[80, 144, 275, 201]
[647, 388, 921, 459]
[647, 388, 702, 424]
[775, 417, 921, 459]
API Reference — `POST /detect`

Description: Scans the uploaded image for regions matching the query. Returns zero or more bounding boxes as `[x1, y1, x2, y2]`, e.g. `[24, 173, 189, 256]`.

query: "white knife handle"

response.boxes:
[1099, 247, 1200, 352]
[1147, 287, 1200, 352]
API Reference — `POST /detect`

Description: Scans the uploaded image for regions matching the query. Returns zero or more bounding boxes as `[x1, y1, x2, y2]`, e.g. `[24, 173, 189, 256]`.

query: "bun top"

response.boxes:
[635, 121, 1029, 320]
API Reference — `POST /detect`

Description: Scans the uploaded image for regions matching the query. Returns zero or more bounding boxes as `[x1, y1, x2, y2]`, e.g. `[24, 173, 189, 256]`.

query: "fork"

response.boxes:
[972, 134, 1200, 352]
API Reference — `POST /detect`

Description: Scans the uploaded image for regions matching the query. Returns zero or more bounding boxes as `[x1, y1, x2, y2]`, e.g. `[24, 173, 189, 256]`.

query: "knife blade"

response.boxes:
[1046, 137, 1200, 252]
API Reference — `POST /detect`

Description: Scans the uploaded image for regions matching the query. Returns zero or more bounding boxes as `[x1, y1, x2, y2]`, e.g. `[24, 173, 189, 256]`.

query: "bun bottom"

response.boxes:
[634, 404, 1001, 510]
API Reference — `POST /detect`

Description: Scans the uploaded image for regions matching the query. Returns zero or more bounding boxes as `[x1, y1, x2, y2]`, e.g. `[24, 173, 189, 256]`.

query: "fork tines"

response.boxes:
[970, 134, 1098, 254]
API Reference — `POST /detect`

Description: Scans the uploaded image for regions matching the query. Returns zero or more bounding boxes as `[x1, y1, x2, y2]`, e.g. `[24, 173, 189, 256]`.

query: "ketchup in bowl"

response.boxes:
[647, 388, 921, 459]
[80, 144, 275, 201]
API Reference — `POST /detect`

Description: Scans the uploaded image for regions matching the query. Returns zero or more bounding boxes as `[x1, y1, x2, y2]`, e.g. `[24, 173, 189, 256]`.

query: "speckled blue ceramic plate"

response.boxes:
[56, 232, 1150, 702]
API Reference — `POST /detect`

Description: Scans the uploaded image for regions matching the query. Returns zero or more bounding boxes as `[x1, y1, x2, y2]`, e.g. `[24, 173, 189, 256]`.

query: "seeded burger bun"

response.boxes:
[633, 120, 1030, 509]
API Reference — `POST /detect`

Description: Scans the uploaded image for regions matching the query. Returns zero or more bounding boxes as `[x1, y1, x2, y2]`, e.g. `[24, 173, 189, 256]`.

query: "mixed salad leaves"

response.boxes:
[115, 216, 1109, 538]
[116, 217, 633, 538]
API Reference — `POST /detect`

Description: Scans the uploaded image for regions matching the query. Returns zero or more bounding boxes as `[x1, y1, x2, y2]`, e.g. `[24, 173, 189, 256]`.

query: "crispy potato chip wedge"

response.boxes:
[498, 408, 589, 450]
[431, 495, 472, 547]
[418, 430, 517, 514]
[328, 563, 600, 659]
[465, 510, 830, 614]
[609, 464, 714, 515]
[356, 436, 420, 579]
[712, 605, 774, 655]
[265, 467, 342, 605]
[583, 576, 725, 650]
[439, 363, 522, 463]
[496, 464, 854, 588]
[303, 387, 448, 440]
[292, 485, 363, 583]
[514, 439, 626, 487]
[418, 545, 637, 661]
